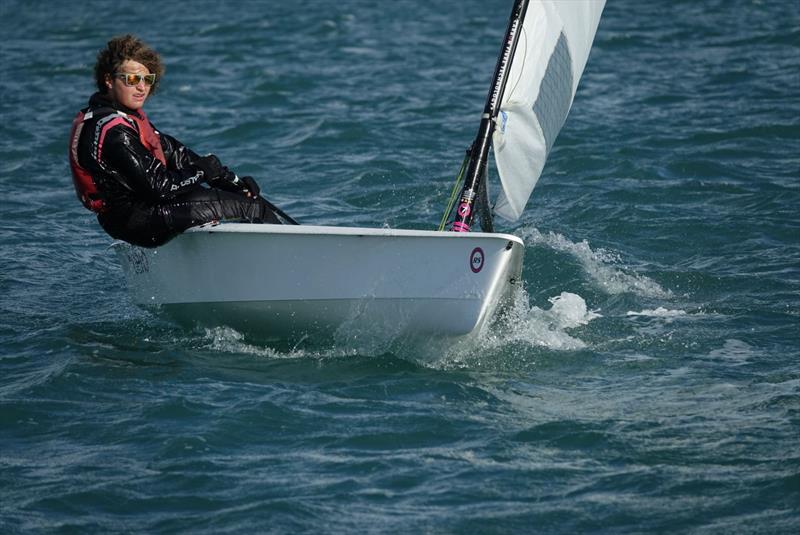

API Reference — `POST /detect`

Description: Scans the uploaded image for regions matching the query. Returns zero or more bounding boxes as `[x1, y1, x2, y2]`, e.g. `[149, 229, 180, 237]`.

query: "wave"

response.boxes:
[626, 307, 688, 318]
[498, 291, 601, 351]
[522, 227, 671, 299]
[202, 326, 356, 360]
[444, 291, 602, 366]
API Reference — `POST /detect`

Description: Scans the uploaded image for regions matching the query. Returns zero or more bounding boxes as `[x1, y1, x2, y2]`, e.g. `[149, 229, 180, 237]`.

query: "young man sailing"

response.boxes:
[68, 34, 290, 247]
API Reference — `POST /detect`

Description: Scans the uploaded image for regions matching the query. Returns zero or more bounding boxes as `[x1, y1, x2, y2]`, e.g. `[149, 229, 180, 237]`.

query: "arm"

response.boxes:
[160, 132, 201, 171]
[99, 124, 204, 201]
[160, 132, 263, 198]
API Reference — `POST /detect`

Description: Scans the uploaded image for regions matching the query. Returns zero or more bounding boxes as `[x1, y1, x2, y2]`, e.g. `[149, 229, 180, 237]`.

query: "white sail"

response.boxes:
[492, 0, 605, 221]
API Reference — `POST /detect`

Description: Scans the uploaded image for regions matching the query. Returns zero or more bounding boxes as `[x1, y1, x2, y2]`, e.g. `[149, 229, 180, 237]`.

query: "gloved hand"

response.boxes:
[194, 154, 226, 182]
[196, 155, 261, 198]
[208, 168, 243, 192]
[210, 169, 260, 197]
[239, 176, 261, 197]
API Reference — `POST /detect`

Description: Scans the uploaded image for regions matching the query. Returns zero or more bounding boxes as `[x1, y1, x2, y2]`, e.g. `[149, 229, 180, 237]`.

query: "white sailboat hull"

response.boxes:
[113, 223, 524, 345]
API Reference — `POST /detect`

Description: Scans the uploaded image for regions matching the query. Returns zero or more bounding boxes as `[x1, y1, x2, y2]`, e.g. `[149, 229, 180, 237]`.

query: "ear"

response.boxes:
[104, 74, 113, 90]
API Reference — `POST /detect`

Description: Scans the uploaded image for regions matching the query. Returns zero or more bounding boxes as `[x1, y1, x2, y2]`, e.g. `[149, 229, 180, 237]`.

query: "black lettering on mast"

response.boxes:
[451, 0, 530, 233]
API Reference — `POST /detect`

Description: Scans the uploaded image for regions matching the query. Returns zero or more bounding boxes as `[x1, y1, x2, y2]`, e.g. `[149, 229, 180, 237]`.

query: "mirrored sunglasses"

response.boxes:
[114, 73, 157, 87]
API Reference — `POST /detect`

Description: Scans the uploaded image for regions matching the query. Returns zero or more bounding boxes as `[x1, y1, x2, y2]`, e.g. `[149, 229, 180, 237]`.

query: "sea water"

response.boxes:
[1, 0, 798, 532]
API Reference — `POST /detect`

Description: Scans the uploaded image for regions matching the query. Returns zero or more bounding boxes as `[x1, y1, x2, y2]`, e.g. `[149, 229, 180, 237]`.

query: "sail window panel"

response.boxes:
[532, 32, 574, 154]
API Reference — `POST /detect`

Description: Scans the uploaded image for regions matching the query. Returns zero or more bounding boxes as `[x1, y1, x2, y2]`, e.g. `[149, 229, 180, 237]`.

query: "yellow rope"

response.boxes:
[438, 151, 470, 231]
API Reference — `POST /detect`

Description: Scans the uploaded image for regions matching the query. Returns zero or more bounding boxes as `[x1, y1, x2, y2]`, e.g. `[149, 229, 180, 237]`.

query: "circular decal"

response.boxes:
[470, 247, 485, 273]
[458, 203, 471, 217]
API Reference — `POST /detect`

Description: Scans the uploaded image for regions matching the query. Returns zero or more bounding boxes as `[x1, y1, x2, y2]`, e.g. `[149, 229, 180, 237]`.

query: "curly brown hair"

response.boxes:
[94, 34, 165, 94]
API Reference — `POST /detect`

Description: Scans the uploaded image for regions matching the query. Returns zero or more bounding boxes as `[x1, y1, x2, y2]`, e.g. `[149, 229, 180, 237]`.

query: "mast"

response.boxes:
[451, 0, 530, 233]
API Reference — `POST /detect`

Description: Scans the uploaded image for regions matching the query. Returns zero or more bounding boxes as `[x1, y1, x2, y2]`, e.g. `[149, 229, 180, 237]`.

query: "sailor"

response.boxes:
[69, 34, 286, 247]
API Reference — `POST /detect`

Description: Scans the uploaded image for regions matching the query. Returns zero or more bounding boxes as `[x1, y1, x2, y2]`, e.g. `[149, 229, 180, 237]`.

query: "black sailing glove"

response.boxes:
[211, 169, 260, 197]
[194, 154, 226, 183]
[195, 155, 260, 197]
[240, 176, 261, 197]
[211, 169, 244, 193]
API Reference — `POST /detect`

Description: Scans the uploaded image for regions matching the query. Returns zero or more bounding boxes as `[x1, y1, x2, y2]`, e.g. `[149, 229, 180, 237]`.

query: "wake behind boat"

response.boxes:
[115, 0, 605, 346]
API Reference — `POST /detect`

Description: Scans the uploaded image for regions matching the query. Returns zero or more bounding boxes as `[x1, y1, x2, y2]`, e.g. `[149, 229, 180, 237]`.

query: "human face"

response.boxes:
[105, 59, 152, 111]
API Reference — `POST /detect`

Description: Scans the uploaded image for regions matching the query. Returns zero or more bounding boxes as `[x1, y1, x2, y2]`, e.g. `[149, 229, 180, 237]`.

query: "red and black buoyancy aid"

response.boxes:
[68, 108, 167, 212]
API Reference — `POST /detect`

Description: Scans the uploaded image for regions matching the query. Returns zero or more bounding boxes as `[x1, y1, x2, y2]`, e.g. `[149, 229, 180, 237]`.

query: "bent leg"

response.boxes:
[98, 188, 282, 247]
[162, 187, 281, 233]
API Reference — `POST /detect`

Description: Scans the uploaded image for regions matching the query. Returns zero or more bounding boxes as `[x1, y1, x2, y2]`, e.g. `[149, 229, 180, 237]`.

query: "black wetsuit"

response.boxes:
[71, 92, 280, 247]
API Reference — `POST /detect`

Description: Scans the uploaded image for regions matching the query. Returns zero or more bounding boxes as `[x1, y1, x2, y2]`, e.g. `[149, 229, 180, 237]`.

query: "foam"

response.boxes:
[522, 228, 672, 299]
[627, 307, 688, 318]
[203, 326, 309, 359]
[481, 290, 601, 352]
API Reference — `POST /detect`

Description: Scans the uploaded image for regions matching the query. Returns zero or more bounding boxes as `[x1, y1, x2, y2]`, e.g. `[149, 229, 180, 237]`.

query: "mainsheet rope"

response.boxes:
[437, 149, 471, 231]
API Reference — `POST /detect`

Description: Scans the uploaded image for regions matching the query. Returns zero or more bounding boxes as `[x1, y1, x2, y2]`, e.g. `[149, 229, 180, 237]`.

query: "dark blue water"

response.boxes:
[2, 0, 799, 532]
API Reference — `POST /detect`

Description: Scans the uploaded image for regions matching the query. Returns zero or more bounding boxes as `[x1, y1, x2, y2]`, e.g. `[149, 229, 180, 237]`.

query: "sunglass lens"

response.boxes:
[118, 73, 156, 86]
